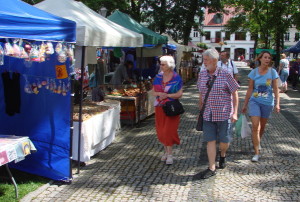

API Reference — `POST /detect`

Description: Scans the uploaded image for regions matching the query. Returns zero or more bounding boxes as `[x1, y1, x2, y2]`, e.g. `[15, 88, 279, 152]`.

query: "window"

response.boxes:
[295, 33, 300, 41]
[224, 32, 231, 40]
[204, 31, 211, 40]
[194, 31, 199, 38]
[235, 32, 246, 40]
[284, 33, 290, 41]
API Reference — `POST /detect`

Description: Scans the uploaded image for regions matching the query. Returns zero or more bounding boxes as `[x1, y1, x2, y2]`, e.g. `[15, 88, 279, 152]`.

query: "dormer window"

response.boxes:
[213, 13, 223, 24]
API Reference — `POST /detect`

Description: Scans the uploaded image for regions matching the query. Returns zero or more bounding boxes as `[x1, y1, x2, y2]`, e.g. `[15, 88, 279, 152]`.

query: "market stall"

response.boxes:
[72, 100, 120, 162]
[104, 81, 153, 125]
[0, 0, 76, 181]
[35, 0, 144, 165]
[107, 10, 168, 124]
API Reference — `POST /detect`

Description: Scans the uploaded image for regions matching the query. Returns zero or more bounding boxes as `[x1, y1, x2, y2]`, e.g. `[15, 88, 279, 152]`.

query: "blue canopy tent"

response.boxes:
[283, 41, 300, 53]
[0, 0, 76, 181]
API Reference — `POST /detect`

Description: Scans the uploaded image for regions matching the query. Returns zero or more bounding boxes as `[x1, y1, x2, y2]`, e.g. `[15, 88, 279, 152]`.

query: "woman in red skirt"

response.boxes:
[152, 55, 183, 165]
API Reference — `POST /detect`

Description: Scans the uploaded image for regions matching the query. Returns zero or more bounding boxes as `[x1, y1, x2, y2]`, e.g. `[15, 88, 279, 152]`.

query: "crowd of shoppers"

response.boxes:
[152, 49, 287, 180]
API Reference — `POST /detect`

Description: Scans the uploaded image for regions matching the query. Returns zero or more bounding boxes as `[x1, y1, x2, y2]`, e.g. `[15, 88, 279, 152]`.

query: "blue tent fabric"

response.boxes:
[0, 0, 76, 42]
[0, 0, 76, 181]
[283, 41, 300, 53]
[0, 53, 72, 181]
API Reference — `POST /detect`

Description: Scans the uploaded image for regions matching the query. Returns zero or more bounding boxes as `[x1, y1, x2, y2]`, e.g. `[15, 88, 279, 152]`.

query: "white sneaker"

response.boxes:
[161, 153, 167, 161]
[166, 155, 173, 165]
[251, 154, 260, 162]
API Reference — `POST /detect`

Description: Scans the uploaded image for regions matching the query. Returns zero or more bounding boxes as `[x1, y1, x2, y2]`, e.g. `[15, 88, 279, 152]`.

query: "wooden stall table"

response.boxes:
[0, 135, 36, 198]
[105, 93, 148, 126]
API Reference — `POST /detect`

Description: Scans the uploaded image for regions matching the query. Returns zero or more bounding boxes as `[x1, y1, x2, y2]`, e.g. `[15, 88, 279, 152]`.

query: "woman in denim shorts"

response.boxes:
[242, 51, 280, 162]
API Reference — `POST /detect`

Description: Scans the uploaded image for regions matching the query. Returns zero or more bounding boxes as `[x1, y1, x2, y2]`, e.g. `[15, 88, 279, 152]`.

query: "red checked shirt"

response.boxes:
[197, 67, 239, 122]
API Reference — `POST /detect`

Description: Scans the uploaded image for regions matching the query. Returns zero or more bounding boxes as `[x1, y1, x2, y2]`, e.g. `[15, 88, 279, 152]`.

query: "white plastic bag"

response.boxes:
[241, 115, 252, 139]
[277, 78, 282, 88]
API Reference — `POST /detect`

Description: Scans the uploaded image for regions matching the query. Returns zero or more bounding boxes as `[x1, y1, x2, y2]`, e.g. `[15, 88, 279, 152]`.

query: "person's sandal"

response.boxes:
[218, 156, 226, 169]
[200, 168, 216, 179]
[161, 153, 167, 161]
[166, 155, 173, 165]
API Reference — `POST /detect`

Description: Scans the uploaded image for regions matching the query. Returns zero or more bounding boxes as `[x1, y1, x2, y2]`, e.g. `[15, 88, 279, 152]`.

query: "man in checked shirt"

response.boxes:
[195, 49, 239, 179]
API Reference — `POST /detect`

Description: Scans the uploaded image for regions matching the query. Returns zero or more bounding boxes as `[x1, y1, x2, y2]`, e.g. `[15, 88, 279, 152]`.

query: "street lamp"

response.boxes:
[99, 7, 107, 17]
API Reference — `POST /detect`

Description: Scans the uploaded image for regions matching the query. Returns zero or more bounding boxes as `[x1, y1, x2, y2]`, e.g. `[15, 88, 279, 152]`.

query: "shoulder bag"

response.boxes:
[163, 99, 185, 116]
[196, 75, 217, 131]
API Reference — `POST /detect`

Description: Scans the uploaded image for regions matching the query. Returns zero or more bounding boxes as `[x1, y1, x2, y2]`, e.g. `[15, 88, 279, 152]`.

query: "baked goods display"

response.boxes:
[106, 80, 152, 97]
[73, 100, 110, 121]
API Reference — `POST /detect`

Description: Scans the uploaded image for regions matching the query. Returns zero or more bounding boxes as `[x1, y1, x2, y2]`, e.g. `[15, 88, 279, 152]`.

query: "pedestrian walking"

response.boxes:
[152, 55, 183, 165]
[278, 53, 289, 93]
[290, 57, 300, 90]
[217, 50, 239, 81]
[241, 51, 280, 162]
[196, 49, 239, 179]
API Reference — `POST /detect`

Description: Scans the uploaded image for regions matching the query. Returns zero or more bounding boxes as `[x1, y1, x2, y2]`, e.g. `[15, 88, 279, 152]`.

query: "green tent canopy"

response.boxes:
[108, 10, 168, 45]
[255, 49, 276, 55]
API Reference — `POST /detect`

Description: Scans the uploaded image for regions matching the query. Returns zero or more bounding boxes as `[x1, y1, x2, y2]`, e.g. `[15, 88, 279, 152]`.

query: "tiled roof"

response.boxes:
[203, 7, 235, 26]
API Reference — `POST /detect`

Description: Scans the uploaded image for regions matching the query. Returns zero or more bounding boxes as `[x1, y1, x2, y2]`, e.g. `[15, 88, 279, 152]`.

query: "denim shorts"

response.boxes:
[202, 119, 232, 143]
[249, 100, 273, 118]
[280, 69, 289, 83]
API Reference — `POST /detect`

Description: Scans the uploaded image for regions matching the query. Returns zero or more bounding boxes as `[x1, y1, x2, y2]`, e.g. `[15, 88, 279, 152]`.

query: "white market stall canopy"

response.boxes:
[35, 0, 143, 47]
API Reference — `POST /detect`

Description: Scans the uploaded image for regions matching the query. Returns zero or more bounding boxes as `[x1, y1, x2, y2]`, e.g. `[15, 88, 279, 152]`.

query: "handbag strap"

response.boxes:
[200, 73, 217, 114]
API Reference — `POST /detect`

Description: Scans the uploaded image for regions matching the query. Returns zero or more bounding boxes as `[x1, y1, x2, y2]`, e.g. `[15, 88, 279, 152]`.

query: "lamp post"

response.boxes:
[98, 7, 107, 17]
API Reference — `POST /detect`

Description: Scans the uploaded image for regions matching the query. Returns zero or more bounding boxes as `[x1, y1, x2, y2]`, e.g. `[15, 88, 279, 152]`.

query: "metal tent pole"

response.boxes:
[77, 46, 86, 174]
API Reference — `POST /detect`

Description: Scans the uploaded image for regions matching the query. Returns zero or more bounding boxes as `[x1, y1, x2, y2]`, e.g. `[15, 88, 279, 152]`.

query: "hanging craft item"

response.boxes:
[4, 41, 14, 56]
[36, 78, 42, 88]
[45, 78, 50, 90]
[41, 79, 47, 86]
[39, 43, 46, 62]
[12, 39, 21, 58]
[55, 42, 62, 54]
[24, 43, 32, 55]
[24, 75, 33, 94]
[45, 41, 54, 55]
[58, 51, 67, 63]
[29, 45, 40, 62]
[62, 82, 67, 96]
[55, 65, 68, 79]
[31, 82, 39, 94]
[0, 45, 4, 65]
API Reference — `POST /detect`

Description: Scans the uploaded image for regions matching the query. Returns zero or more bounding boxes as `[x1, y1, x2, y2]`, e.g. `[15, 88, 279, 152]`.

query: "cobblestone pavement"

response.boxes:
[22, 65, 300, 202]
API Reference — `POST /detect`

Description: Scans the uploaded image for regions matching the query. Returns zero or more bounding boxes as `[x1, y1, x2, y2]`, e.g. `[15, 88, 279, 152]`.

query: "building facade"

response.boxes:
[190, 8, 255, 61]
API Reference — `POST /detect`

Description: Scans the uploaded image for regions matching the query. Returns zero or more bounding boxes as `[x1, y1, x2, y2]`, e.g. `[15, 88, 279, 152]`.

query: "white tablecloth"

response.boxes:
[72, 101, 120, 162]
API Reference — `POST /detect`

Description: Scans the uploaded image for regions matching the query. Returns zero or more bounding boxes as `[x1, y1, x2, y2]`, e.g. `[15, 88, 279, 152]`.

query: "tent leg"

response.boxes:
[77, 46, 86, 174]
[69, 74, 75, 180]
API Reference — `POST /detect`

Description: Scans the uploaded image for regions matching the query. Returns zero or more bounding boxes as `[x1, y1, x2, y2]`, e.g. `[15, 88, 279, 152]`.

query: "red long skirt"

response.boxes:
[155, 106, 180, 146]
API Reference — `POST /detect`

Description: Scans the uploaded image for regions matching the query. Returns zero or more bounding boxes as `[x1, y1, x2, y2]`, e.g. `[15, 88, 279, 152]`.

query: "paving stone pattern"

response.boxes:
[22, 65, 300, 202]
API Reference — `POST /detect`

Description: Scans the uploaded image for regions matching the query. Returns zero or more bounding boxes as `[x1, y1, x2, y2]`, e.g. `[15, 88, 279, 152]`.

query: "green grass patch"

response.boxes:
[0, 167, 49, 202]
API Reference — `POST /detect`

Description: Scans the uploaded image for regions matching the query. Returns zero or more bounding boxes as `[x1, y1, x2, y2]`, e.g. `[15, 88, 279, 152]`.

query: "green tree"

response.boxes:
[223, 0, 300, 66]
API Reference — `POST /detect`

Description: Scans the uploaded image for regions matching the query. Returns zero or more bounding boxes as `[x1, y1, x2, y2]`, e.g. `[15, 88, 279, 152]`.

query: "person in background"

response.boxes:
[290, 57, 300, 90]
[152, 55, 183, 165]
[196, 49, 239, 179]
[242, 51, 280, 162]
[217, 51, 239, 81]
[278, 53, 289, 93]
[240, 54, 245, 61]
[110, 60, 133, 86]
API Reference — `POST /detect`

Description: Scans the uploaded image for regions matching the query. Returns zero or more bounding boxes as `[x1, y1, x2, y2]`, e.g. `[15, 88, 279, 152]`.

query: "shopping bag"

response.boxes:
[196, 112, 203, 131]
[235, 115, 242, 137]
[277, 78, 282, 88]
[241, 114, 252, 139]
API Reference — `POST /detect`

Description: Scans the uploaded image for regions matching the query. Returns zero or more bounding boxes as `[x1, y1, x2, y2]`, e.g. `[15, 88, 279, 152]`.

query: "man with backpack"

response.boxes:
[217, 51, 239, 81]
